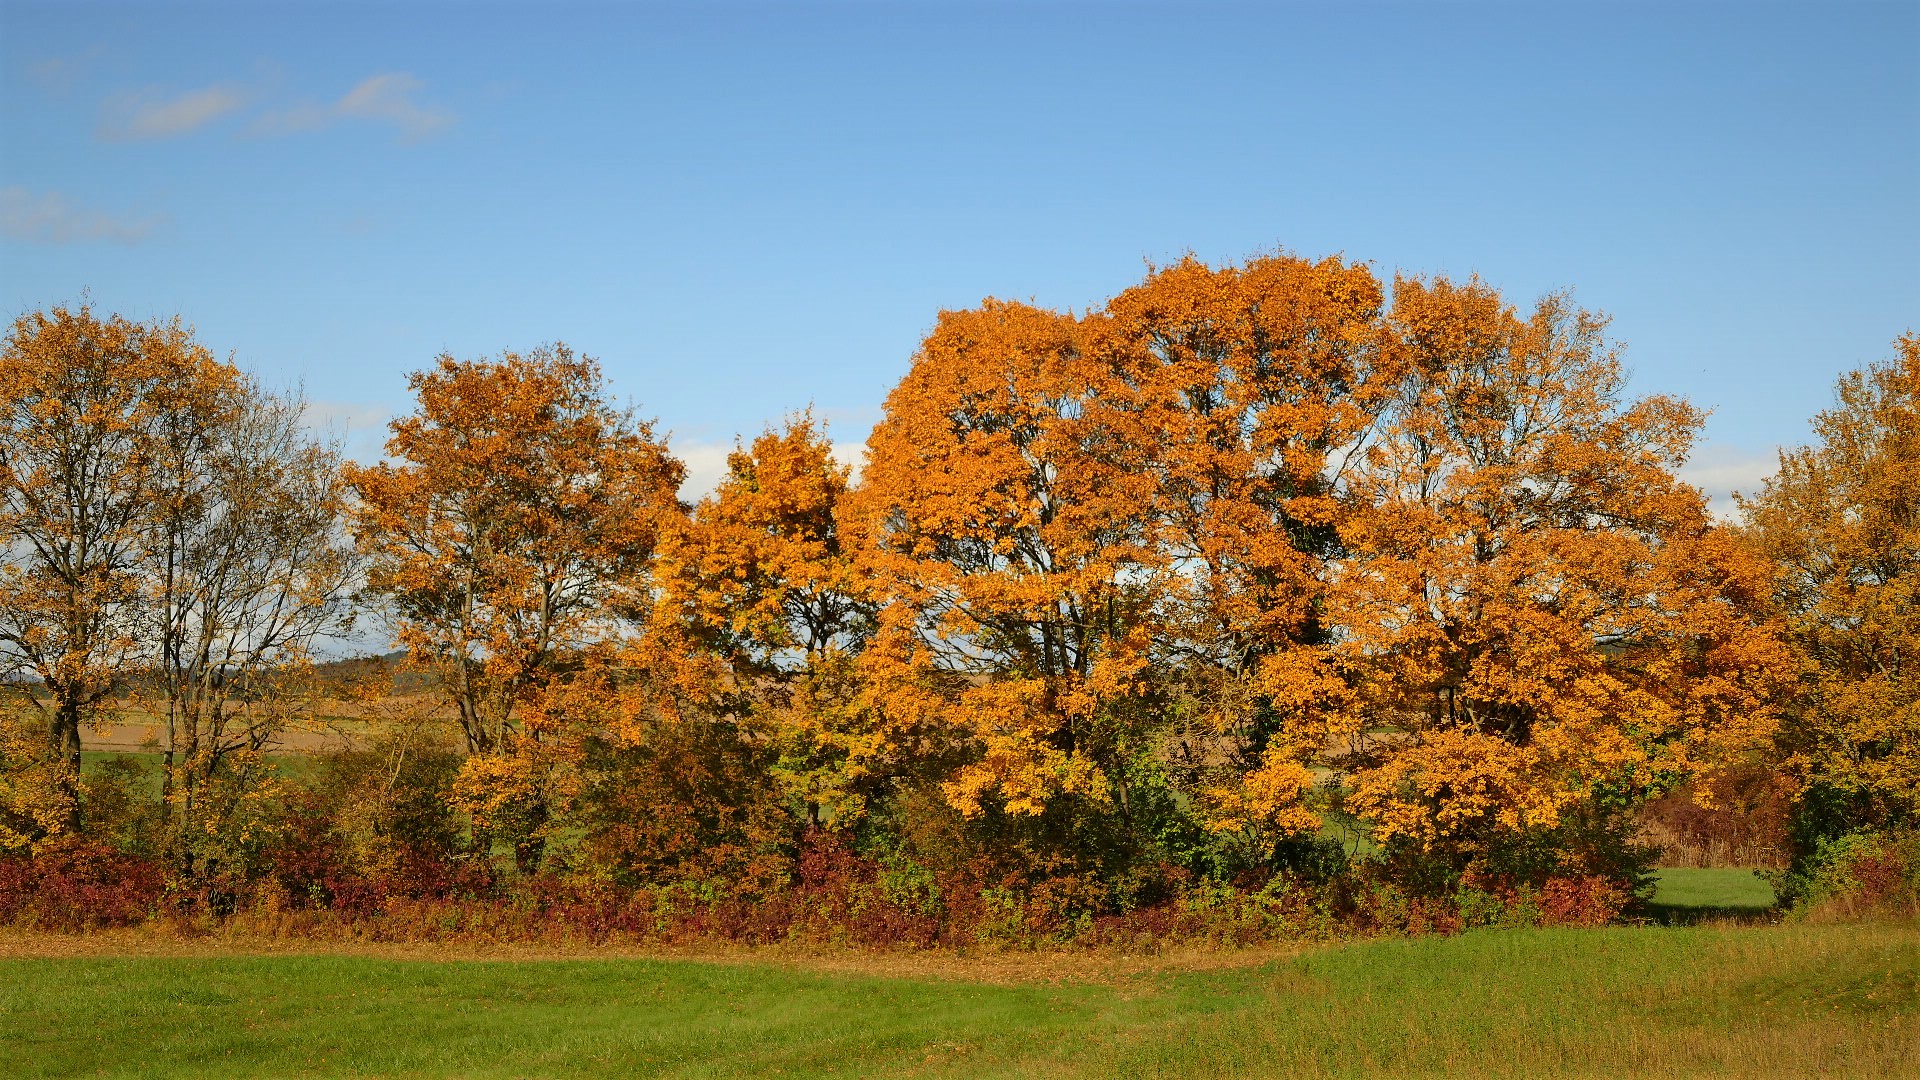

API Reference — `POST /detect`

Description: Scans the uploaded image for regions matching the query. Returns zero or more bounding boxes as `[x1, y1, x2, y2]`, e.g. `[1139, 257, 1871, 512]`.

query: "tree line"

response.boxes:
[2, 254, 1914, 932]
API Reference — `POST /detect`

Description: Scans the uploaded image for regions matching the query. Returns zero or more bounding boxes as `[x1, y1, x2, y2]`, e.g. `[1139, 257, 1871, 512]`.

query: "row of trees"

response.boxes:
[2, 256, 1913, 915]
[0, 311, 354, 870]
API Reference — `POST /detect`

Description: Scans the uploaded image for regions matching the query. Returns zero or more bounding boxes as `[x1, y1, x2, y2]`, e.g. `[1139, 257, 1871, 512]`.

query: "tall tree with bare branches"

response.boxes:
[0, 306, 240, 834]
[143, 380, 360, 873]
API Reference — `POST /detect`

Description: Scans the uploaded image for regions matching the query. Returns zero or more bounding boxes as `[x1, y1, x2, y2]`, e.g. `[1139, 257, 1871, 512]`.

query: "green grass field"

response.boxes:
[1650, 867, 1779, 919]
[5, 922, 1914, 1078]
[81, 750, 322, 792]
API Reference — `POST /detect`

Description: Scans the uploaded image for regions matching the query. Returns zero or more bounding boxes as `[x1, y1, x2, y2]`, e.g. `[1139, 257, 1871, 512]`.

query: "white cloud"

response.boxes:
[831, 441, 867, 485]
[302, 401, 393, 465]
[303, 400, 392, 432]
[673, 441, 737, 503]
[672, 438, 868, 503]
[0, 186, 160, 244]
[253, 73, 453, 141]
[1679, 444, 1781, 523]
[336, 74, 452, 136]
[99, 85, 246, 140]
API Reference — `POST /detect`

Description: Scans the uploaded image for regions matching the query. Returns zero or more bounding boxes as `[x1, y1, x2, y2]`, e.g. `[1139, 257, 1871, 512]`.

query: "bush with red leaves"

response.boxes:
[0, 839, 165, 930]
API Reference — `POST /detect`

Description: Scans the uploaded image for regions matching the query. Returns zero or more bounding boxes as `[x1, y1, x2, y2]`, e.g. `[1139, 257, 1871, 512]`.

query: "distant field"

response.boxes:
[4, 922, 1914, 1078]
[80, 750, 322, 790]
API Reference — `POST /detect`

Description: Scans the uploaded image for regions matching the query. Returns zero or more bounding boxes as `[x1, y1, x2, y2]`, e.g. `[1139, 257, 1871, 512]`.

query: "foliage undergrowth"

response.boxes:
[0, 831, 1630, 950]
[1778, 826, 1920, 923]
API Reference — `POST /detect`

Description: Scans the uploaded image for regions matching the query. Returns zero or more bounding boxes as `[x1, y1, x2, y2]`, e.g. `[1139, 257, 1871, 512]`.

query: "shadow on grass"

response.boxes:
[1643, 901, 1779, 926]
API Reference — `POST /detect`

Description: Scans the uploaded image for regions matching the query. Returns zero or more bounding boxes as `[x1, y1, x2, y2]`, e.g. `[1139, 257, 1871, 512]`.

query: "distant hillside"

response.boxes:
[311, 650, 437, 695]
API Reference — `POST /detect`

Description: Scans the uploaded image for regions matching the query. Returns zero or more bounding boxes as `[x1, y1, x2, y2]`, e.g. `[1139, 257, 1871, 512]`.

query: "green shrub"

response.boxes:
[1778, 827, 1920, 920]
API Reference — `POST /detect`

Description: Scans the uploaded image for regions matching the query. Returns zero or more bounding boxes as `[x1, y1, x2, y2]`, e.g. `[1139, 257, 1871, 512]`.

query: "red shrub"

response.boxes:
[0, 839, 165, 930]
[1537, 875, 1630, 928]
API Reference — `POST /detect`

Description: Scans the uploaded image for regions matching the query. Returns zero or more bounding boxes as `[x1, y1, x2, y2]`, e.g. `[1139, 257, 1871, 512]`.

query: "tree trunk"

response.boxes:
[49, 695, 84, 833]
[513, 794, 550, 876]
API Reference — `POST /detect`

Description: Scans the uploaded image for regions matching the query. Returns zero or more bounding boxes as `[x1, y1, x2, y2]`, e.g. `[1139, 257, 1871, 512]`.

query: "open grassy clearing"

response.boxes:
[1650, 868, 1779, 921]
[4, 922, 1913, 1079]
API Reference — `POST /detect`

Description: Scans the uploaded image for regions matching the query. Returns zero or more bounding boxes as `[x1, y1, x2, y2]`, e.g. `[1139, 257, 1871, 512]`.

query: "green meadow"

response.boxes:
[1649, 868, 1780, 922]
[5, 922, 1914, 1079]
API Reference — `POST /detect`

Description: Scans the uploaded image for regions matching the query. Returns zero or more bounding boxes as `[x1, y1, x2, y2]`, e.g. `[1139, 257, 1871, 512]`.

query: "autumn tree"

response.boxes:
[0, 698, 67, 850]
[653, 414, 883, 825]
[1092, 254, 1397, 850]
[851, 256, 1399, 881]
[143, 381, 360, 874]
[854, 299, 1169, 824]
[657, 414, 867, 677]
[346, 345, 684, 870]
[1743, 333, 1920, 839]
[852, 256, 1405, 864]
[0, 306, 243, 834]
[1327, 278, 1790, 880]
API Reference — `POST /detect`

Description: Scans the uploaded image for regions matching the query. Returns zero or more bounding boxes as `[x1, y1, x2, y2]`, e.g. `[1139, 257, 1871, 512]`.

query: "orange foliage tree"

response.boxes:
[850, 253, 1399, 856]
[1093, 254, 1398, 849]
[653, 415, 889, 826]
[345, 346, 684, 869]
[853, 299, 1166, 823]
[0, 306, 245, 834]
[1743, 333, 1920, 836]
[847, 256, 1796, 890]
[657, 414, 868, 679]
[1326, 278, 1791, 877]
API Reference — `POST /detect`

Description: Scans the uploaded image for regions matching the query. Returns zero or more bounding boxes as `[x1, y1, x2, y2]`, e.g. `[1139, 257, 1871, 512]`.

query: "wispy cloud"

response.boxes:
[0, 187, 160, 245]
[253, 73, 453, 141]
[1679, 444, 1781, 523]
[302, 401, 394, 465]
[98, 85, 247, 141]
[26, 48, 105, 96]
[303, 400, 392, 432]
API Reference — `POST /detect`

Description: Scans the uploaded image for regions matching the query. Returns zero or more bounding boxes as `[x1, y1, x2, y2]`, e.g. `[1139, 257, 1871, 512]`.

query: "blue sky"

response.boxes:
[2, 1, 1915, 509]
